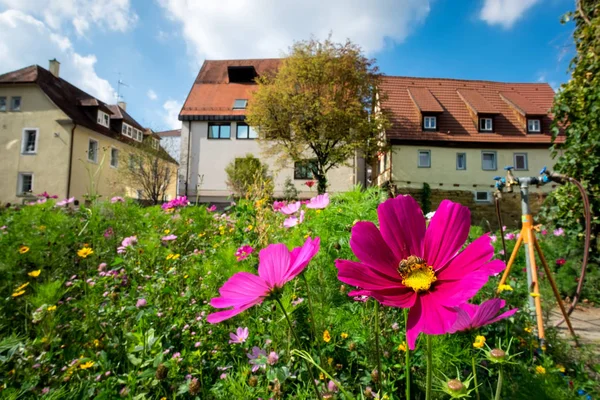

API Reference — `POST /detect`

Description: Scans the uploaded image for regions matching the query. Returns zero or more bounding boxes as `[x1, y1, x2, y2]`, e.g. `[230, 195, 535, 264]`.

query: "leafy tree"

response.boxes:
[549, 0, 600, 252]
[246, 37, 389, 194]
[225, 154, 271, 198]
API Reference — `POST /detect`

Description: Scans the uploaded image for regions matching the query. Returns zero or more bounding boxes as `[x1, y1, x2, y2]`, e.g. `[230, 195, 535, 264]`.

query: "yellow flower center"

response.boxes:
[398, 255, 437, 292]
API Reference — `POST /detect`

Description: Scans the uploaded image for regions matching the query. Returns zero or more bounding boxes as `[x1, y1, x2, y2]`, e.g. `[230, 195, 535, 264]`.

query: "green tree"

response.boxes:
[549, 0, 600, 252]
[246, 37, 389, 194]
[225, 154, 271, 198]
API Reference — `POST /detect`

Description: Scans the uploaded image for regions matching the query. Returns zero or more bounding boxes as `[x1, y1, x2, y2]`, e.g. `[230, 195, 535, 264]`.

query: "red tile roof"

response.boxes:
[180, 59, 282, 118]
[407, 88, 443, 113]
[499, 91, 548, 115]
[456, 89, 499, 114]
[156, 129, 181, 138]
[380, 76, 557, 144]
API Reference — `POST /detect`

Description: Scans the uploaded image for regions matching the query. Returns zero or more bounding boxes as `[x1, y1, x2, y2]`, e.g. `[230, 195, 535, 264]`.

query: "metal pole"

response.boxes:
[520, 179, 535, 312]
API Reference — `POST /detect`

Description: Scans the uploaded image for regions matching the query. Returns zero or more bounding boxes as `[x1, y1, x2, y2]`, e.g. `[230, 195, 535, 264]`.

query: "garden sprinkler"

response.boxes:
[493, 167, 578, 347]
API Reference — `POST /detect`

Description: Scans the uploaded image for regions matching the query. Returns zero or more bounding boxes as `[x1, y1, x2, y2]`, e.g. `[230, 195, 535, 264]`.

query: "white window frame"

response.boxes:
[233, 99, 248, 109]
[423, 116, 437, 130]
[110, 147, 119, 168]
[11, 96, 21, 111]
[97, 110, 110, 128]
[417, 150, 431, 168]
[88, 138, 99, 163]
[479, 117, 493, 132]
[456, 152, 466, 170]
[514, 152, 528, 171]
[21, 128, 39, 154]
[0, 96, 6, 112]
[527, 119, 541, 133]
[475, 191, 491, 203]
[17, 172, 34, 196]
[481, 151, 497, 171]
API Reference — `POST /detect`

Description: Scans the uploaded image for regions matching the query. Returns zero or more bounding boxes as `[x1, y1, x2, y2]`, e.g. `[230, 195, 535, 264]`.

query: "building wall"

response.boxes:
[179, 120, 359, 201]
[0, 85, 71, 204]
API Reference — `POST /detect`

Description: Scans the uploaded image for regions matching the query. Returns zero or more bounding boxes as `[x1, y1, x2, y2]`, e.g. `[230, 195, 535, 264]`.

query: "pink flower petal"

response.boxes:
[336, 259, 403, 290]
[283, 237, 320, 282]
[207, 299, 263, 324]
[350, 222, 399, 279]
[424, 200, 470, 270]
[217, 272, 270, 301]
[406, 293, 457, 349]
[436, 234, 496, 280]
[377, 195, 425, 261]
[280, 201, 301, 215]
[258, 244, 291, 288]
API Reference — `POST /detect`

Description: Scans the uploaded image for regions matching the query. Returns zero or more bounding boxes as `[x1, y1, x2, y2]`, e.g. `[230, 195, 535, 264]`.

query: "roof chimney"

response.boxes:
[49, 58, 60, 77]
[118, 101, 127, 111]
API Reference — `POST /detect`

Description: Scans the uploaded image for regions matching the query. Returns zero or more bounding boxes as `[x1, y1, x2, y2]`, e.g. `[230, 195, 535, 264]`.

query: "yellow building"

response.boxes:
[0, 60, 178, 205]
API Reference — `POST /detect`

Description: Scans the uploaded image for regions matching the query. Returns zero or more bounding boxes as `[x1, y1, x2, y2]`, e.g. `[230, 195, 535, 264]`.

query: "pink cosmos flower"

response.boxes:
[111, 196, 125, 203]
[136, 298, 147, 308]
[247, 347, 267, 372]
[489, 234, 497, 243]
[335, 195, 504, 349]
[207, 204, 217, 212]
[229, 327, 249, 344]
[161, 234, 177, 241]
[556, 258, 566, 266]
[541, 229, 548, 235]
[235, 245, 254, 261]
[504, 232, 515, 240]
[554, 228, 565, 237]
[306, 193, 329, 209]
[448, 299, 517, 333]
[207, 237, 320, 323]
[272, 200, 286, 211]
[280, 201, 301, 215]
[283, 210, 305, 228]
[56, 197, 75, 207]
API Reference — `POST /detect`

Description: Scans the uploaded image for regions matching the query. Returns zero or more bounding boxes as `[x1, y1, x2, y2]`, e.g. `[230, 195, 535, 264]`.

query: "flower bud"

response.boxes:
[447, 379, 464, 392]
[490, 348, 506, 362]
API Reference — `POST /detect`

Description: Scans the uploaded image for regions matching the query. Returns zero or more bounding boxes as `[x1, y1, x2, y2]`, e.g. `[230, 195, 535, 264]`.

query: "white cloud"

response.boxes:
[147, 89, 158, 101]
[0, 0, 138, 36]
[158, 0, 430, 67]
[162, 99, 182, 130]
[0, 9, 116, 102]
[480, 0, 539, 29]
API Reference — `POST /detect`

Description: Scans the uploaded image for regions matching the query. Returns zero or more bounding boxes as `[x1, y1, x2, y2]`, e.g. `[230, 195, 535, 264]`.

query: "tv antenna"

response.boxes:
[116, 72, 129, 102]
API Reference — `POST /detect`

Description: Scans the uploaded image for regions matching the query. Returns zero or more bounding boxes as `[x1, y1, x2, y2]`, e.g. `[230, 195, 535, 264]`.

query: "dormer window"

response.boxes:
[527, 119, 541, 133]
[423, 115, 437, 131]
[233, 99, 248, 109]
[479, 117, 493, 132]
[122, 123, 132, 138]
[97, 110, 110, 128]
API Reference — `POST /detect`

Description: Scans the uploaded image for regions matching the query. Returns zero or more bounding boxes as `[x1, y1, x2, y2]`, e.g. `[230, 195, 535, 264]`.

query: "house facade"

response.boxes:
[178, 59, 361, 203]
[377, 76, 560, 225]
[0, 60, 177, 205]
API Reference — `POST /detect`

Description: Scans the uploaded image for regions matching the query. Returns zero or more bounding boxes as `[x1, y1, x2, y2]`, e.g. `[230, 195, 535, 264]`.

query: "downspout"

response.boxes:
[185, 120, 192, 197]
[66, 123, 77, 198]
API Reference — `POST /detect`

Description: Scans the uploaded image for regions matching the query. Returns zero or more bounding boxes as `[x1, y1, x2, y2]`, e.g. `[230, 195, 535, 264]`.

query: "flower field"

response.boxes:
[0, 188, 598, 399]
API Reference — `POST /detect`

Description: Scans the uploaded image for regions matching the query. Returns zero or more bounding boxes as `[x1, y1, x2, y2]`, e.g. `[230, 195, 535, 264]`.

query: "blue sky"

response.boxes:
[0, 0, 574, 132]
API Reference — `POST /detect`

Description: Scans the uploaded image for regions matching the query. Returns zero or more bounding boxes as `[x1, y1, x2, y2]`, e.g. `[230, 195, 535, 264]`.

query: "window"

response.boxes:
[21, 129, 38, 154]
[110, 148, 119, 168]
[479, 117, 493, 132]
[294, 160, 317, 180]
[132, 128, 143, 142]
[0, 97, 6, 111]
[151, 138, 159, 150]
[423, 116, 437, 130]
[514, 153, 528, 171]
[475, 191, 491, 203]
[482, 151, 497, 170]
[418, 150, 431, 168]
[127, 126, 132, 138]
[11, 96, 21, 111]
[208, 123, 231, 139]
[122, 124, 128, 136]
[88, 138, 98, 162]
[17, 173, 33, 195]
[527, 119, 541, 133]
[456, 153, 466, 170]
[236, 123, 258, 139]
[233, 99, 248, 109]
[97, 110, 110, 128]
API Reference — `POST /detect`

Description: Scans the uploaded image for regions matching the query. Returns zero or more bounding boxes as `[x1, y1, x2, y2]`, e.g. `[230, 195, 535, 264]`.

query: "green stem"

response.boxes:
[301, 274, 319, 342]
[374, 301, 383, 393]
[472, 356, 480, 400]
[404, 309, 410, 400]
[276, 298, 323, 400]
[426, 335, 433, 400]
[494, 367, 503, 400]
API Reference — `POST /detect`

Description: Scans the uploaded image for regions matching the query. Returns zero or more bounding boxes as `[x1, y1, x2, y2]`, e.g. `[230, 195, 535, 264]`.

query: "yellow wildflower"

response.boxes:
[172, 254, 180, 260]
[229, 228, 234, 233]
[47, 305, 57, 311]
[398, 342, 407, 352]
[19, 245, 30, 254]
[524, 327, 533, 333]
[28, 270, 41, 278]
[316, 210, 321, 214]
[184, 274, 189, 279]
[166, 254, 173, 260]
[556, 364, 565, 373]
[323, 330, 331, 343]
[77, 247, 94, 258]
[530, 292, 540, 298]
[341, 332, 349, 339]
[473, 335, 486, 349]
[498, 284, 513, 293]
[79, 361, 94, 370]
[198, 233, 205, 238]
[164, 229, 170, 234]
[535, 365, 546, 375]
[93, 339, 101, 348]
[247, 225, 253, 231]
[39, 225, 46, 231]
[327, 357, 333, 366]
[11, 290, 26, 298]
[319, 372, 325, 380]
[15, 282, 30, 291]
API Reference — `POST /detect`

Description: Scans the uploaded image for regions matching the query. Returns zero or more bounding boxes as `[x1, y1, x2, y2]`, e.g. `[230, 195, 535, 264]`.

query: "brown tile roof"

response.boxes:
[106, 104, 145, 131]
[180, 59, 282, 118]
[407, 88, 443, 113]
[499, 91, 548, 115]
[380, 76, 557, 144]
[156, 129, 181, 138]
[456, 89, 498, 114]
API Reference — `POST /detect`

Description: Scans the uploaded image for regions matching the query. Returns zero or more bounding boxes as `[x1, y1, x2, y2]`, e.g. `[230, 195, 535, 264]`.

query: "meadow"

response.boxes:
[0, 188, 597, 399]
